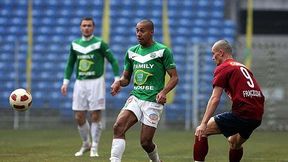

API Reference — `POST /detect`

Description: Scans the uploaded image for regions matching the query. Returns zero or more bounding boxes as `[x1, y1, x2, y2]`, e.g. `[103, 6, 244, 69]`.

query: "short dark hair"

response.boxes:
[139, 19, 154, 31]
[80, 17, 95, 26]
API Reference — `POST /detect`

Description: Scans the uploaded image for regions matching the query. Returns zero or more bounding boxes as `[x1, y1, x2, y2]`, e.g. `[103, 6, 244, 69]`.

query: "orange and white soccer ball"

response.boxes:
[9, 88, 32, 111]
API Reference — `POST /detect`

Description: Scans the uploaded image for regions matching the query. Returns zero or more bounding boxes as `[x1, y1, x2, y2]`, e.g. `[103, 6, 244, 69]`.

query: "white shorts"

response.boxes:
[72, 77, 105, 111]
[123, 95, 163, 128]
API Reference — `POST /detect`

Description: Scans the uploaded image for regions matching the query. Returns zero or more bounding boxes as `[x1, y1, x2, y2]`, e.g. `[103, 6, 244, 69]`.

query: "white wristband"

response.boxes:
[114, 76, 120, 82]
[63, 79, 69, 85]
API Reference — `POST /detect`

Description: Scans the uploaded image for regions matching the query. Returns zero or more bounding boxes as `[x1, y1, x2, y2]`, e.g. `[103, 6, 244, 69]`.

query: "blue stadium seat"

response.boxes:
[196, 10, 209, 19]
[211, 10, 224, 19]
[213, 0, 224, 9]
[208, 19, 223, 28]
[208, 27, 222, 37]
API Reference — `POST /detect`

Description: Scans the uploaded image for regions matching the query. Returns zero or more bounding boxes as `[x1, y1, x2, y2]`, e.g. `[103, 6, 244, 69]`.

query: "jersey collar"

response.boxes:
[82, 35, 94, 41]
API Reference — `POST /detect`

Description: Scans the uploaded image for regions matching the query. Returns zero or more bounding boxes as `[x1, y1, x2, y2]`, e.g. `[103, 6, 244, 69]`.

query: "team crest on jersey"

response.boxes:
[91, 44, 97, 50]
[150, 52, 156, 58]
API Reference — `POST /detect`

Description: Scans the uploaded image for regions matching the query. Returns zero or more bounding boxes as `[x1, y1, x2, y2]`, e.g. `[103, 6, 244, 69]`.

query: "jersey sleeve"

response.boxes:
[100, 40, 120, 77]
[64, 45, 77, 81]
[162, 47, 176, 70]
[213, 68, 228, 88]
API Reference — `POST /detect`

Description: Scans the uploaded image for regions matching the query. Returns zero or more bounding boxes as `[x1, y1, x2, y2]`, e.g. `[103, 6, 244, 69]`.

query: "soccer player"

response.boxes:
[61, 17, 120, 157]
[193, 40, 265, 162]
[109, 19, 178, 162]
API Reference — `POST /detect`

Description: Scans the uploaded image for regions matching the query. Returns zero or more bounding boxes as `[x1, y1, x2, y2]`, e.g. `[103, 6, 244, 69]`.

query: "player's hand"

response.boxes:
[156, 91, 167, 105]
[195, 123, 207, 141]
[111, 80, 121, 96]
[61, 84, 68, 96]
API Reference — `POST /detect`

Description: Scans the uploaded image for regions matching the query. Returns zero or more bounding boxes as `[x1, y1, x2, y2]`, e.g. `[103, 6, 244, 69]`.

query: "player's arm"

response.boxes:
[63, 46, 77, 83]
[101, 41, 120, 80]
[156, 47, 178, 104]
[156, 68, 178, 104]
[195, 86, 223, 139]
[119, 70, 132, 87]
[61, 45, 76, 96]
[110, 70, 132, 96]
[111, 49, 133, 96]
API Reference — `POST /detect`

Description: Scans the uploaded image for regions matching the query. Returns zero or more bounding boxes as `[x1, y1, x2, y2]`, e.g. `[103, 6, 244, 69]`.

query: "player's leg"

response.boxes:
[87, 77, 105, 157]
[227, 117, 261, 162]
[140, 100, 163, 162]
[72, 80, 90, 156]
[140, 124, 161, 162]
[74, 111, 91, 156]
[228, 134, 246, 162]
[193, 117, 221, 162]
[110, 109, 138, 162]
[90, 110, 102, 157]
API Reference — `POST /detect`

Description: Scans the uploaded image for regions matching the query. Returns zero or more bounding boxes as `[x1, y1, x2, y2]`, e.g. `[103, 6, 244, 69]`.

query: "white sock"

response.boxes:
[110, 157, 121, 162]
[91, 122, 102, 148]
[148, 145, 160, 162]
[77, 120, 90, 144]
[110, 138, 126, 162]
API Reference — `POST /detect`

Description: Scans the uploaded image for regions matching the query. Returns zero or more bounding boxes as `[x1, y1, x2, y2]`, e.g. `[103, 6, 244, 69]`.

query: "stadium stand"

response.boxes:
[0, 0, 236, 122]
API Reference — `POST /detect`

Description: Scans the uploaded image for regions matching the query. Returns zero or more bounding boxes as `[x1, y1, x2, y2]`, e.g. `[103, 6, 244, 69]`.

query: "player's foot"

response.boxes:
[74, 143, 90, 157]
[149, 160, 163, 162]
[90, 146, 99, 157]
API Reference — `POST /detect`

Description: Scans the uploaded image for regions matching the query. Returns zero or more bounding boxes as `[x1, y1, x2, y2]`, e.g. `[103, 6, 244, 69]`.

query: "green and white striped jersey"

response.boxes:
[64, 36, 119, 82]
[125, 42, 176, 102]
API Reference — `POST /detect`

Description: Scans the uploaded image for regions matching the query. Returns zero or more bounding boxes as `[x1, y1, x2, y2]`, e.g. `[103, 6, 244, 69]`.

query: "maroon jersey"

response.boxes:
[213, 59, 264, 120]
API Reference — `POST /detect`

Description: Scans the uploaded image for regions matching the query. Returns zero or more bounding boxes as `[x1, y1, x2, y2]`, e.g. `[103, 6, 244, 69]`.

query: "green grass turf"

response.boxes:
[0, 127, 287, 162]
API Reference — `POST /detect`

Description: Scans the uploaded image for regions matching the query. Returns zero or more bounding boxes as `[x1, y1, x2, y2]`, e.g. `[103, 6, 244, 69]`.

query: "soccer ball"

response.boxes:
[9, 88, 32, 111]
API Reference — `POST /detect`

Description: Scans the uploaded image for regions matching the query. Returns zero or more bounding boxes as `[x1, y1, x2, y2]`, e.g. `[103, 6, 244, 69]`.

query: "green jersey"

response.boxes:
[64, 36, 119, 81]
[124, 42, 176, 102]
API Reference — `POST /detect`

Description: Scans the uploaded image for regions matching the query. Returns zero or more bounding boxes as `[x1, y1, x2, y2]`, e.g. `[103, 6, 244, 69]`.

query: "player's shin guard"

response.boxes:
[110, 138, 126, 162]
[229, 147, 243, 162]
[91, 122, 102, 147]
[78, 120, 90, 144]
[193, 136, 208, 162]
[148, 145, 160, 162]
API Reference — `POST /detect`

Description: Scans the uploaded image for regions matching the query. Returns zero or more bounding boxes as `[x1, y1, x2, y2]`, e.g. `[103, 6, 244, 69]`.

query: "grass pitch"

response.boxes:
[0, 127, 287, 162]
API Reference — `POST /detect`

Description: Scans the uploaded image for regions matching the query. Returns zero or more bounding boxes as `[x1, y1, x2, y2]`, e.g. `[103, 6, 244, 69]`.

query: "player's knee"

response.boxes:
[91, 110, 101, 122]
[74, 114, 86, 125]
[228, 137, 242, 149]
[140, 140, 149, 150]
[140, 138, 153, 152]
[112, 122, 125, 137]
[91, 115, 100, 122]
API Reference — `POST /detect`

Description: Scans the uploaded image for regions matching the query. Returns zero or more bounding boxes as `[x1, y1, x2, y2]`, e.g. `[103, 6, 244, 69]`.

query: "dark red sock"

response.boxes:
[193, 136, 208, 161]
[229, 147, 243, 162]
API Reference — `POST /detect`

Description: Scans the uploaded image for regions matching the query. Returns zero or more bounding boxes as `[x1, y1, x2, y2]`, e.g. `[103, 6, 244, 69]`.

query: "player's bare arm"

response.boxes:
[119, 70, 132, 87]
[195, 86, 223, 140]
[156, 68, 178, 104]
[111, 70, 131, 96]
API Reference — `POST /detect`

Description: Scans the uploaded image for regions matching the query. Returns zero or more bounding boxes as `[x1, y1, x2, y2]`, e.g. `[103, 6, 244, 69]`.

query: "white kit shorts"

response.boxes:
[123, 95, 163, 128]
[72, 77, 105, 111]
